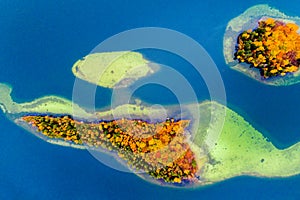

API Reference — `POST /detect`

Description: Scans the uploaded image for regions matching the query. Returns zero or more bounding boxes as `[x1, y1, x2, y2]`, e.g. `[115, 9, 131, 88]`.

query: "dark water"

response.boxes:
[1, 0, 300, 199]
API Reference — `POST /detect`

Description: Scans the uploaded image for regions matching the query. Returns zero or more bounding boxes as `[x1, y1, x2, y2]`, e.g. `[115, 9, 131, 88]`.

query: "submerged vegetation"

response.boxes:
[235, 18, 300, 78]
[22, 115, 198, 184]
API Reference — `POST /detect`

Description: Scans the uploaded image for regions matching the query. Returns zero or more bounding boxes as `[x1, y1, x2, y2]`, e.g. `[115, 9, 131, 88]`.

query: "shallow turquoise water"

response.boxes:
[1, 0, 300, 199]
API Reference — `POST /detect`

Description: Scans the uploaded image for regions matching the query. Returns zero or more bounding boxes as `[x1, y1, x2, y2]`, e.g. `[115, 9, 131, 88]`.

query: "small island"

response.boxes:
[224, 4, 300, 86]
[1, 51, 300, 187]
[72, 51, 159, 88]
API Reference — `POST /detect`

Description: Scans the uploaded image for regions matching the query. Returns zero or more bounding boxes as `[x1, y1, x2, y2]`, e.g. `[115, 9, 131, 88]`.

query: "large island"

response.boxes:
[1, 51, 300, 187]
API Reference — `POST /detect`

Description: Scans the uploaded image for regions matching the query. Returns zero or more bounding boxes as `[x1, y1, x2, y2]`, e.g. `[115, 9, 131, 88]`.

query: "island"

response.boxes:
[72, 51, 160, 88]
[1, 51, 300, 187]
[224, 4, 300, 86]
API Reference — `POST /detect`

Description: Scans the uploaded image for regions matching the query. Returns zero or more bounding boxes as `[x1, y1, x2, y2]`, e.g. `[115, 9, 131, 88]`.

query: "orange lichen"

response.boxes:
[235, 18, 300, 78]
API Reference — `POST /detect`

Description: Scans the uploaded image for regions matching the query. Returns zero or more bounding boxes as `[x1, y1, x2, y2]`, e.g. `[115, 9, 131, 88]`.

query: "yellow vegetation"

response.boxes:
[235, 18, 300, 78]
[22, 115, 198, 185]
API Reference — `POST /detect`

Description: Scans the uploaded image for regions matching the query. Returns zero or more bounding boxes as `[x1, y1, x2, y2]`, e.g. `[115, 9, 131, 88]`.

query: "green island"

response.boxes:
[224, 4, 300, 86]
[72, 51, 159, 88]
[1, 51, 300, 187]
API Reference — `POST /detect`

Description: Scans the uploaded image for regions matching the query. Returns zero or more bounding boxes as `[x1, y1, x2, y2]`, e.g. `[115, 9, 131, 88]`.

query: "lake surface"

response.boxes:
[1, 0, 300, 199]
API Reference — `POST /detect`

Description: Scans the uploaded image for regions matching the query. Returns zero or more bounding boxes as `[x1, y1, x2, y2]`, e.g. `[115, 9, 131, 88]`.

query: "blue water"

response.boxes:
[1, 0, 300, 199]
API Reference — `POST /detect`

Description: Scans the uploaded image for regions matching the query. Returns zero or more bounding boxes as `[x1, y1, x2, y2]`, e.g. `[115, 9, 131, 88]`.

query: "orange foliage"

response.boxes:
[22, 115, 198, 184]
[235, 18, 300, 78]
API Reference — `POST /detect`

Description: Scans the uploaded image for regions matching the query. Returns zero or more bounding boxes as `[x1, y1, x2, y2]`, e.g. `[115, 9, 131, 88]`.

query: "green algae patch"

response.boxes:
[199, 104, 300, 184]
[72, 51, 159, 88]
[0, 83, 92, 119]
[0, 83, 168, 122]
[0, 83, 17, 113]
[224, 4, 300, 86]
